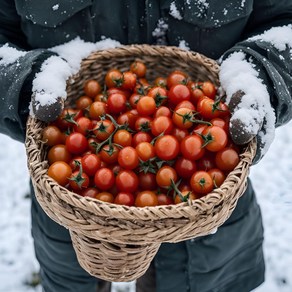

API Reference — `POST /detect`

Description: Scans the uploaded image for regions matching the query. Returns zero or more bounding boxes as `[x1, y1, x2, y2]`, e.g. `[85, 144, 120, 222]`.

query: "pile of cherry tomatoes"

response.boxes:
[44, 60, 241, 207]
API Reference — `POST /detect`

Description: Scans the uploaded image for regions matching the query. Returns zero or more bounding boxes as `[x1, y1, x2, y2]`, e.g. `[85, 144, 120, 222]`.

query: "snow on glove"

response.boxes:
[219, 52, 276, 164]
[31, 37, 121, 123]
[31, 55, 72, 122]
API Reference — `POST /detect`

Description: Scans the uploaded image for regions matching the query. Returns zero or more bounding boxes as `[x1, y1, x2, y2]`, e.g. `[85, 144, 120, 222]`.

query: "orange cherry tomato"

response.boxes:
[48, 161, 72, 186]
[135, 191, 158, 207]
[190, 170, 214, 194]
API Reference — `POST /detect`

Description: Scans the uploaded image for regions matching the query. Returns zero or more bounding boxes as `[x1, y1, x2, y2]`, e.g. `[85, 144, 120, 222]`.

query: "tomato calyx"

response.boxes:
[105, 113, 125, 129]
[93, 129, 116, 153]
[94, 120, 109, 133]
[88, 140, 99, 152]
[169, 179, 189, 202]
[212, 97, 229, 114]
[111, 76, 124, 88]
[138, 121, 151, 132]
[103, 143, 119, 156]
[69, 161, 87, 189]
[62, 111, 79, 126]
[138, 156, 174, 174]
[198, 177, 207, 189]
[139, 160, 157, 174]
[92, 114, 130, 153]
[198, 131, 215, 148]
[154, 93, 168, 107]
[136, 86, 146, 96]
[174, 109, 212, 126]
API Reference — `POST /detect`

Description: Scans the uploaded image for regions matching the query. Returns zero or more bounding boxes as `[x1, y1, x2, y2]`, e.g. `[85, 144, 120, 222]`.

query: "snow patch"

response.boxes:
[152, 19, 169, 45]
[248, 25, 292, 52]
[178, 40, 190, 50]
[169, 2, 183, 20]
[0, 44, 26, 65]
[52, 4, 59, 11]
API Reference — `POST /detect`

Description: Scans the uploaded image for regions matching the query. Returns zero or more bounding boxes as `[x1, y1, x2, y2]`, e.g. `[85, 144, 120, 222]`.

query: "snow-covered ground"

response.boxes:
[0, 120, 292, 292]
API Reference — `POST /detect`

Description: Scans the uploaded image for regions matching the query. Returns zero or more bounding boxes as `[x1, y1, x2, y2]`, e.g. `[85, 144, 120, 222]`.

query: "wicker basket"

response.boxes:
[25, 45, 256, 282]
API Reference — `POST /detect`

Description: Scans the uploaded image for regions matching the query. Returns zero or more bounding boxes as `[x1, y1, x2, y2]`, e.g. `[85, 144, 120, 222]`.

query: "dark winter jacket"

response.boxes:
[0, 1, 292, 292]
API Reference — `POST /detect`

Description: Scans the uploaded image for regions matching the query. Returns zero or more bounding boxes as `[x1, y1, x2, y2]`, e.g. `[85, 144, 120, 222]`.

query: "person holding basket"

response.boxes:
[0, 1, 291, 292]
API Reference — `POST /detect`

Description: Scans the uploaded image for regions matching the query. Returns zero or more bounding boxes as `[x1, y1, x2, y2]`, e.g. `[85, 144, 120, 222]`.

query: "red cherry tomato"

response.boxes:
[138, 172, 157, 190]
[172, 107, 194, 129]
[116, 170, 139, 193]
[207, 168, 226, 188]
[180, 135, 205, 160]
[215, 148, 240, 171]
[81, 153, 101, 176]
[136, 95, 156, 116]
[154, 135, 180, 161]
[114, 192, 135, 206]
[151, 116, 174, 136]
[197, 96, 220, 120]
[66, 132, 88, 155]
[168, 84, 191, 105]
[107, 92, 127, 114]
[130, 61, 146, 78]
[201, 125, 228, 152]
[118, 147, 139, 170]
[132, 131, 152, 147]
[167, 70, 187, 88]
[42, 125, 65, 146]
[113, 129, 132, 147]
[69, 170, 90, 191]
[80, 187, 99, 198]
[201, 81, 217, 99]
[121, 71, 137, 91]
[190, 171, 214, 194]
[174, 157, 197, 179]
[135, 142, 156, 161]
[73, 117, 93, 136]
[94, 168, 115, 190]
[156, 166, 177, 188]
[93, 119, 115, 141]
[75, 95, 93, 110]
[105, 69, 123, 88]
[157, 193, 174, 205]
[89, 101, 107, 120]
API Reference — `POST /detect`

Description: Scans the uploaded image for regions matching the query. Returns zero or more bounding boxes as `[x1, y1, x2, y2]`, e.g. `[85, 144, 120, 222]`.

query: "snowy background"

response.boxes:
[0, 120, 292, 292]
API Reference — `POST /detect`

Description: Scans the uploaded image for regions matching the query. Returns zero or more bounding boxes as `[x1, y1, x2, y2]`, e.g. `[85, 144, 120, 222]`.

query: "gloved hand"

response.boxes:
[31, 55, 72, 122]
[29, 37, 122, 123]
[219, 52, 276, 164]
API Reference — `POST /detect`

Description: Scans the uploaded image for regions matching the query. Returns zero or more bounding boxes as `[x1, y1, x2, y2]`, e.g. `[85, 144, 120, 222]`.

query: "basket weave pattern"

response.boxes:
[25, 45, 256, 281]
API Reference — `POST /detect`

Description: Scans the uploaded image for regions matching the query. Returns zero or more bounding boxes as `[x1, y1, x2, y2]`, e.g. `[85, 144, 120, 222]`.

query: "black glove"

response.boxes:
[219, 52, 276, 164]
[31, 94, 64, 122]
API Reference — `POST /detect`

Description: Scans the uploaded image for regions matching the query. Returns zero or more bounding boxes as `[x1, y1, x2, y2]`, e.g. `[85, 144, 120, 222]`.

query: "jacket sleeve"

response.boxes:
[0, 0, 56, 142]
[222, 0, 292, 128]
